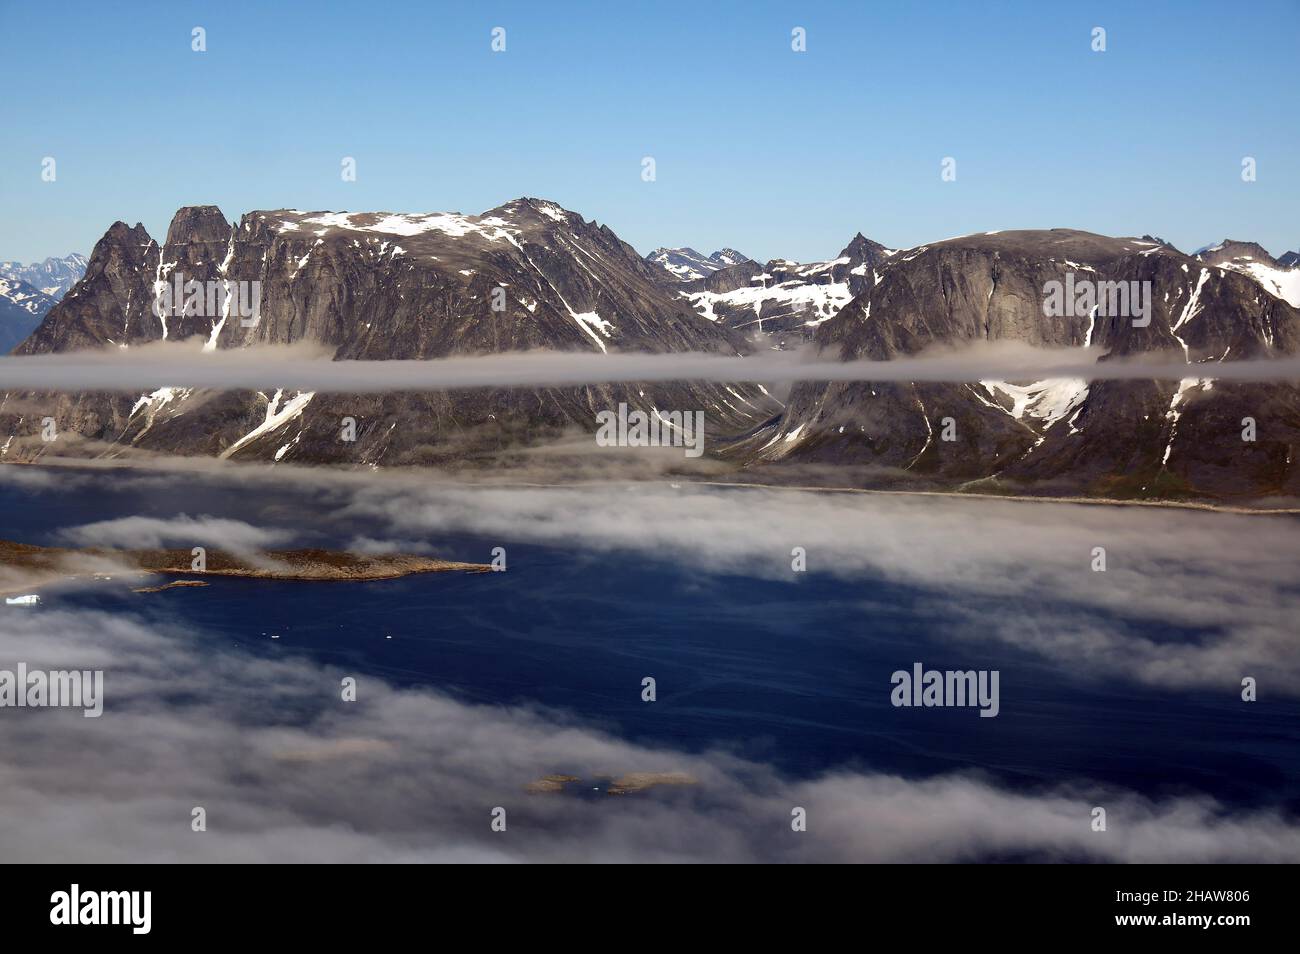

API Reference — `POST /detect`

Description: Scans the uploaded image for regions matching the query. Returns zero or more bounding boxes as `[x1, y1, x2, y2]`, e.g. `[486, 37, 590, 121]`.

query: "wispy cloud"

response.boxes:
[3, 340, 1299, 393]
[56, 514, 295, 552]
[333, 482, 1300, 695]
[0, 605, 1296, 862]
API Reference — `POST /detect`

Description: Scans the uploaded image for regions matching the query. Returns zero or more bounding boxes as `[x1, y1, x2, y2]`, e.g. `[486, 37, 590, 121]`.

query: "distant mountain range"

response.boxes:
[2, 202, 1298, 500]
[0, 254, 86, 353]
[0, 277, 59, 353]
[0, 253, 88, 297]
[645, 247, 751, 281]
[679, 232, 895, 343]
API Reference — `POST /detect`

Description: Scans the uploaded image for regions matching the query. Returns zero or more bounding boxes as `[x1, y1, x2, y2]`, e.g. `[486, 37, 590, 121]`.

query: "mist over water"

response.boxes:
[3, 466, 1296, 821]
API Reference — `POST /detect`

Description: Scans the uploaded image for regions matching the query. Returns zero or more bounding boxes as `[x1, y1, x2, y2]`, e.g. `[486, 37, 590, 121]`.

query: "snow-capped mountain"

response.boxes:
[734, 230, 1300, 500]
[0, 277, 57, 317]
[1194, 239, 1300, 308]
[710, 248, 750, 267]
[0, 254, 85, 352]
[1193, 240, 1279, 268]
[0, 253, 88, 298]
[2, 199, 778, 464]
[646, 247, 752, 282]
[0, 277, 59, 353]
[684, 232, 895, 341]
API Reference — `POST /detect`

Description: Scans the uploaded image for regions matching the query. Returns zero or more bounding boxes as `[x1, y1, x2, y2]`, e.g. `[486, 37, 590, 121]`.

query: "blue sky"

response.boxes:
[1, 0, 1297, 263]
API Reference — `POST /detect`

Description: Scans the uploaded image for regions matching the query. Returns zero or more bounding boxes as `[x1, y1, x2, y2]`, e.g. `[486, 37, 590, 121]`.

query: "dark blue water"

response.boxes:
[3, 471, 1297, 813]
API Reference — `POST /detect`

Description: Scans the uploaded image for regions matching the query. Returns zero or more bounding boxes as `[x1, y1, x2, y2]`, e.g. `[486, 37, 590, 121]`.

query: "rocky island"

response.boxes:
[0, 538, 490, 596]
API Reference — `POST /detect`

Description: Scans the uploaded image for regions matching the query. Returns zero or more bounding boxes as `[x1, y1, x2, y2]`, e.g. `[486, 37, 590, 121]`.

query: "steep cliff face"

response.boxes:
[738, 230, 1300, 500]
[16, 224, 158, 353]
[20, 199, 754, 357]
[0, 199, 779, 465]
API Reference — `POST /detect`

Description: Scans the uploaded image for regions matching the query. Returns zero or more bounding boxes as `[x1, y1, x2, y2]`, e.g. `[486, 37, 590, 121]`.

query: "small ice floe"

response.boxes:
[5, 595, 41, 606]
[270, 634, 280, 640]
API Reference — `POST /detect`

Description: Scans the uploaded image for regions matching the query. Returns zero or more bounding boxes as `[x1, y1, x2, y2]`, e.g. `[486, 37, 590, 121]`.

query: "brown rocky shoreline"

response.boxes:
[0, 538, 490, 596]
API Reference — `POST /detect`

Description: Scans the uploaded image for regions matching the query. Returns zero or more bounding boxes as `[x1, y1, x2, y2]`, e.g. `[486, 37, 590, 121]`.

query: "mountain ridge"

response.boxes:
[646, 246, 753, 282]
[734, 228, 1300, 499]
[3, 204, 1298, 500]
[1, 198, 779, 465]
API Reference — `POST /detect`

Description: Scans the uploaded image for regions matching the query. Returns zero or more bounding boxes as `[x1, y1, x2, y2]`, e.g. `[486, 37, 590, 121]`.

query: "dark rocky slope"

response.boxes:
[733, 230, 1300, 500]
[1, 199, 779, 465]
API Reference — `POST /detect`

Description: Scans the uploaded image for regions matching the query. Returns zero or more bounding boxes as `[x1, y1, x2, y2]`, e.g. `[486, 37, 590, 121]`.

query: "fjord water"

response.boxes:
[2, 470, 1296, 814]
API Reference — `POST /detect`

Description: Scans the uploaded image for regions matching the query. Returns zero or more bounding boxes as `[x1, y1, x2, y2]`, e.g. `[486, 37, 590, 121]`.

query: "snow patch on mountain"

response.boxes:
[294, 211, 519, 244]
[220, 389, 316, 459]
[981, 379, 1090, 432]
[0, 277, 61, 352]
[688, 279, 852, 330]
[1224, 261, 1300, 308]
[0, 278, 56, 316]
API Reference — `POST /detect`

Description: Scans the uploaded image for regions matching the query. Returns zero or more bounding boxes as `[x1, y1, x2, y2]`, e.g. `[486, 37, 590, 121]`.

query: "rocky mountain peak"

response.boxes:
[4, 198, 777, 465]
[1139, 234, 1178, 251]
[710, 249, 751, 267]
[839, 232, 868, 251]
[837, 232, 891, 266]
[1194, 239, 1279, 268]
[4, 208, 1300, 499]
[164, 206, 232, 246]
[499, 196, 579, 220]
[99, 221, 153, 247]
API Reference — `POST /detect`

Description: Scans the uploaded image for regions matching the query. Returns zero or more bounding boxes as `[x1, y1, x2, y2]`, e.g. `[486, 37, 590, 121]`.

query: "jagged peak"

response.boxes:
[709, 248, 751, 266]
[99, 221, 153, 245]
[838, 232, 887, 260]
